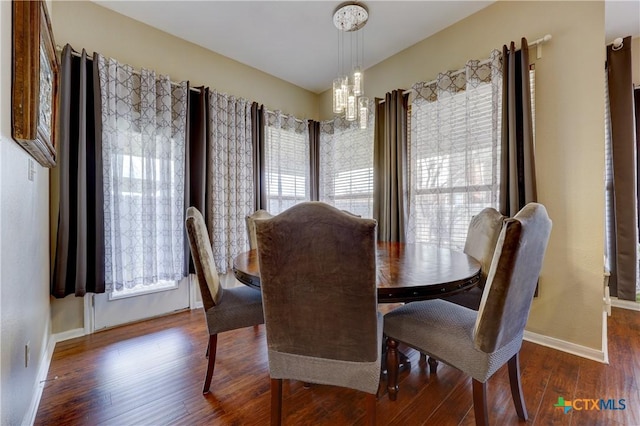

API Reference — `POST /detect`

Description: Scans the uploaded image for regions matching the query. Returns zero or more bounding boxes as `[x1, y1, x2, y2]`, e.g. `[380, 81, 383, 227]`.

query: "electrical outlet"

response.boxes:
[25, 342, 30, 368]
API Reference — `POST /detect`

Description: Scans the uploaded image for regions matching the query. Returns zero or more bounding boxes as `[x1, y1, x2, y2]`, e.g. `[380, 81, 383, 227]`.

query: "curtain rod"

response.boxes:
[528, 34, 552, 59]
[265, 109, 307, 124]
[610, 37, 624, 51]
[416, 34, 551, 88]
[383, 34, 552, 104]
[377, 55, 494, 104]
[56, 45, 313, 122]
[57, 45, 200, 92]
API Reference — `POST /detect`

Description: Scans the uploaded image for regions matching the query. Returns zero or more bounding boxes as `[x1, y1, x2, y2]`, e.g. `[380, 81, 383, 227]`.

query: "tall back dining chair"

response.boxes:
[443, 207, 506, 310]
[245, 209, 274, 250]
[185, 206, 264, 394]
[384, 203, 552, 426]
[255, 202, 381, 426]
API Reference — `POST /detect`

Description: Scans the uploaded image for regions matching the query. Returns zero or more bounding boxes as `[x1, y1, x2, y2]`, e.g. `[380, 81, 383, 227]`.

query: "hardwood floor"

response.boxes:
[35, 307, 640, 425]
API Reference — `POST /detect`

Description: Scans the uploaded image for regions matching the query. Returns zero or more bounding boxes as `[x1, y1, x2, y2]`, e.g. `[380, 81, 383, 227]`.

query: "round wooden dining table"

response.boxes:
[232, 242, 482, 303]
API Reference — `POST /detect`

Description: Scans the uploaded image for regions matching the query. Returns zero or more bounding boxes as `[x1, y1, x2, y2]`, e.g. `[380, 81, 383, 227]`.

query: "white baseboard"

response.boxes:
[53, 327, 86, 343]
[22, 332, 56, 426]
[610, 297, 640, 311]
[23, 327, 88, 425]
[601, 310, 609, 364]
[524, 327, 608, 364]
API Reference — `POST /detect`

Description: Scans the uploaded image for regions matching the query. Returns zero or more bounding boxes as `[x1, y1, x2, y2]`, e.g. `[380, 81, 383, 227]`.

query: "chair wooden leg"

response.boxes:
[507, 352, 528, 420]
[365, 392, 376, 426]
[427, 356, 439, 374]
[203, 334, 217, 394]
[386, 338, 399, 401]
[271, 378, 283, 426]
[472, 379, 489, 426]
[419, 353, 426, 363]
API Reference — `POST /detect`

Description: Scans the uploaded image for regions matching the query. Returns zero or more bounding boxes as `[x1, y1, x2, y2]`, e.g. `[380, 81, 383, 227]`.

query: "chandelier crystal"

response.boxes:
[332, 3, 368, 127]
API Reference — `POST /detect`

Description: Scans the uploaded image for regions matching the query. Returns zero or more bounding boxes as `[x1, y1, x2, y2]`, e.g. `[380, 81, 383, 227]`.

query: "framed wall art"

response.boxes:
[11, 0, 58, 168]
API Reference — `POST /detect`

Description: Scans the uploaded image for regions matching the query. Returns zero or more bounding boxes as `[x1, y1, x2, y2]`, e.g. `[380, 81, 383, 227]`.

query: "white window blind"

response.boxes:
[407, 52, 503, 250]
[319, 107, 375, 218]
[264, 111, 310, 214]
[604, 73, 615, 279]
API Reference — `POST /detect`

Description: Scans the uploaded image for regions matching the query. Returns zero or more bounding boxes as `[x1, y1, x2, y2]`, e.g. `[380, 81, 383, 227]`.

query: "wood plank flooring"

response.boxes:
[35, 307, 640, 425]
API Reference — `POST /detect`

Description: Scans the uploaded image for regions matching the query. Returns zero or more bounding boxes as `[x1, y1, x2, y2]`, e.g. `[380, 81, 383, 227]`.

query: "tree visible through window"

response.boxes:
[319, 107, 375, 218]
[407, 53, 503, 249]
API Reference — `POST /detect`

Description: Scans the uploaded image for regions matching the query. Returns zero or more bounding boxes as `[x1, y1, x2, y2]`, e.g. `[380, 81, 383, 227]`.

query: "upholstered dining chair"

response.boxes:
[185, 206, 264, 394]
[443, 207, 506, 311]
[425, 208, 506, 372]
[384, 203, 552, 426]
[254, 202, 381, 426]
[245, 209, 274, 250]
[424, 208, 507, 370]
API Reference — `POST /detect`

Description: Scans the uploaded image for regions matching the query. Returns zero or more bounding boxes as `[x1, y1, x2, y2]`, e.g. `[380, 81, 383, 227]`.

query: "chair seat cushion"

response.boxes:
[206, 286, 264, 334]
[384, 299, 522, 382]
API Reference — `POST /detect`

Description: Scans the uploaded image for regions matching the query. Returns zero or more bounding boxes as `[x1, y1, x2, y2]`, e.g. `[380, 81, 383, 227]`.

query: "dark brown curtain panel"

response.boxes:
[635, 87, 640, 232]
[308, 120, 320, 201]
[373, 90, 409, 242]
[51, 45, 104, 297]
[185, 86, 209, 274]
[500, 38, 537, 217]
[606, 36, 638, 301]
[251, 103, 267, 210]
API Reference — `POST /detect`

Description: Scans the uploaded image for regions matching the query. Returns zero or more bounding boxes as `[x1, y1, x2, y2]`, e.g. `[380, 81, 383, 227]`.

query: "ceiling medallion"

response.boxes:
[333, 4, 368, 32]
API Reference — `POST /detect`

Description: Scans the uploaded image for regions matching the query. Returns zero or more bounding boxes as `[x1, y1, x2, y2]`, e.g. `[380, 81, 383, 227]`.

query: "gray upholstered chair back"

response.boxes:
[464, 208, 506, 288]
[255, 201, 378, 362]
[473, 203, 552, 353]
[245, 209, 274, 250]
[185, 206, 223, 311]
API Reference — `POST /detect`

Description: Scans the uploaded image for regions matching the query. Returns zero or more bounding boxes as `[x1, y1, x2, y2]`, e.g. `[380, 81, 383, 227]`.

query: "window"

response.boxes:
[319, 110, 375, 218]
[407, 55, 503, 249]
[109, 149, 181, 297]
[97, 56, 187, 294]
[264, 111, 310, 214]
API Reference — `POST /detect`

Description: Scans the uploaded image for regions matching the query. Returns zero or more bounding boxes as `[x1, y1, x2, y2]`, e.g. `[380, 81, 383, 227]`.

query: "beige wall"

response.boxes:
[49, 1, 320, 333]
[1, 1, 53, 423]
[322, 1, 607, 351]
[53, 1, 318, 119]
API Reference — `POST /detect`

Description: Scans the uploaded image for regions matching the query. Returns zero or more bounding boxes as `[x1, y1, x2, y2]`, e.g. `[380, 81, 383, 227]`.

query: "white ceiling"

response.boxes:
[94, 1, 640, 94]
[605, 0, 640, 43]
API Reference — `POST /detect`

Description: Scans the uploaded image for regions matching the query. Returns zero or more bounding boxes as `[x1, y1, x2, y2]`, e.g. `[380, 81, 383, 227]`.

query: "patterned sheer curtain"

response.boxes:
[319, 101, 375, 217]
[407, 50, 502, 249]
[96, 54, 188, 292]
[264, 110, 310, 214]
[206, 91, 254, 273]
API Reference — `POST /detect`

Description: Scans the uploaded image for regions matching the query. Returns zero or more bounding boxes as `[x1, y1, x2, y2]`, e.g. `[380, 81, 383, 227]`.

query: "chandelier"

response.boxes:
[332, 3, 369, 129]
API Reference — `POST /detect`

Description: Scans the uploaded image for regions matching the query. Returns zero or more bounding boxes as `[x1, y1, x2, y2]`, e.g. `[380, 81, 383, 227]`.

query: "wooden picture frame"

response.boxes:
[11, 0, 58, 168]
